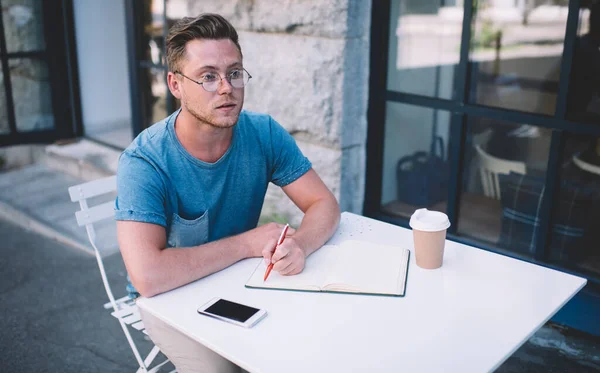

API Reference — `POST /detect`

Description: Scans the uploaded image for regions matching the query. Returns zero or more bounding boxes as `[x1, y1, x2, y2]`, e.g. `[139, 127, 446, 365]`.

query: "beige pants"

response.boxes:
[140, 308, 244, 373]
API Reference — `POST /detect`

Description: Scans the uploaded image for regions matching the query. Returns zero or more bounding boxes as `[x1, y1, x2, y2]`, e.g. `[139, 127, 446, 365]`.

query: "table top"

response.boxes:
[137, 212, 587, 373]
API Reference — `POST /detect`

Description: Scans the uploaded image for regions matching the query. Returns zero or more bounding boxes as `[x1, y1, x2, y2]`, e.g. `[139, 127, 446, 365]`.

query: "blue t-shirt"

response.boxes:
[115, 108, 311, 252]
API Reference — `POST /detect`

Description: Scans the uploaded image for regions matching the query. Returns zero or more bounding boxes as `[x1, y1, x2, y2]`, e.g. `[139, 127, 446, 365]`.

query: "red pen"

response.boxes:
[264, 224, 289, 281]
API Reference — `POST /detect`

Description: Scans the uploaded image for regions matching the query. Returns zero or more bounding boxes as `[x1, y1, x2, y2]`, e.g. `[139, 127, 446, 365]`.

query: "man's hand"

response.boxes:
[257, 168, 341, 277]
[261, 232, 306, 276]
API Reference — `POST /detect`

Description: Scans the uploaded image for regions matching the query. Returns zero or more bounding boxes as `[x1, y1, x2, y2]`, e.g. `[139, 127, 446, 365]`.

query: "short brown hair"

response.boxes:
[166, 13, 242, 73]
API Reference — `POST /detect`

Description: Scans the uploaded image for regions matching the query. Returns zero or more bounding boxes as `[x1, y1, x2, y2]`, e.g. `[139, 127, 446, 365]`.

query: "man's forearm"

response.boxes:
[123, 221, 292, 297]
[134, 234, 249, 297]
[293, 197, 341, 257]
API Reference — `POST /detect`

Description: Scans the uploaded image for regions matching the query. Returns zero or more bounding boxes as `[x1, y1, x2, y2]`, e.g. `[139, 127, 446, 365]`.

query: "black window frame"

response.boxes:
[125, 0, 178, 137]
[0, 0, 81, 146]
[365, 0, 600, 286]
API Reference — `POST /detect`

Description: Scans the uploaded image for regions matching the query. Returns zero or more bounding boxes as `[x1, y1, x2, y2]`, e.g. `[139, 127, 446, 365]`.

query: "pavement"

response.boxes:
[0, 144, 599, 372]
[0, 217, 152, 372]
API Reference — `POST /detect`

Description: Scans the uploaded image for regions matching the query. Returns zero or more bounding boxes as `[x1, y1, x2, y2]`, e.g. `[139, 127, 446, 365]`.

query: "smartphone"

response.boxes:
[197, 298, 267, 328]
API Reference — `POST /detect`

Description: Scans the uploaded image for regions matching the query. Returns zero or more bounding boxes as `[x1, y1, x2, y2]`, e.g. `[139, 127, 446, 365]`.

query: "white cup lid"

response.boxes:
[409, 208, 451, 232]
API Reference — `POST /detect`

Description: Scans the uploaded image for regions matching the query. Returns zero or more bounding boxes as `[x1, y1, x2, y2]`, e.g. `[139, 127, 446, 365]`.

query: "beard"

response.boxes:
[183, 97, 242, 129]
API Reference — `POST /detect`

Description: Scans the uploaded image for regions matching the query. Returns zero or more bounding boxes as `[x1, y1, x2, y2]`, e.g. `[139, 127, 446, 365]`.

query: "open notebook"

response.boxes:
[246, 240, 410, 297]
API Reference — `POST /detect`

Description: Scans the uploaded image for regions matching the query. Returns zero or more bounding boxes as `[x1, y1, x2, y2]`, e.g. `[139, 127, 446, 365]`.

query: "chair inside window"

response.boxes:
[475, 144, 527, 199]
[498, 171, 600, 260]
[573, 152, 600, 176]
[68, 176, 174, 373]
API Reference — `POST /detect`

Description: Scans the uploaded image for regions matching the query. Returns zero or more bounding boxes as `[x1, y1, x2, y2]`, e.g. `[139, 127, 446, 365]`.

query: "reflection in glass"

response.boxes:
[550, 134, 600, 276]
[387, 0, 462, 99]
[139, 0, 165, 65]
[10, 58, 54, 132]
[1, 0, 45, 53]
[139, 0, 185, 66]
[567, 3, 600, 123]
[380, 102, 451, 220]
[458, 117, 551, 255]
[139, 67, 168, 129]
[0, 65, 7, 134]
[469, 1, 568, 115]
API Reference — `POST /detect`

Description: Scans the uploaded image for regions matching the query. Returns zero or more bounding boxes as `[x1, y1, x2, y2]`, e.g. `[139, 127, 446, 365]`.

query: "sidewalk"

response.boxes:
[0, 217, 157, 372]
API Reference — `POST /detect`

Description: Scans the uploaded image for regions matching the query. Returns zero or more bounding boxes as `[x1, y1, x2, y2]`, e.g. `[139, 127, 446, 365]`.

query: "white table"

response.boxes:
[137, 212, 587, 373]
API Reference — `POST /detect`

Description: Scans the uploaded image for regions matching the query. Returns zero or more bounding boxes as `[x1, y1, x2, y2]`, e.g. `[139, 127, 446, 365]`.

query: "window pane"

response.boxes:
[0, 65, 7, 134]
[566, 4, 600, 123]
[468, 1, 568, 115]
[387, 0, 462, 99]
[139, 0, 184, 67]
[10, 58, 54, 132]
[458, 116, 551, 256]
[550, 134, 600, 276]
[139, 67, 168, 129]
[140, 0, 166, 65]
[1, 0, 45, 53]
[380, 102, 451, 220]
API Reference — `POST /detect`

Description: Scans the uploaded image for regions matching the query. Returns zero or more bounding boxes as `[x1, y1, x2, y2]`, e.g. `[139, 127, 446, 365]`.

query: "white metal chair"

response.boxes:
[68, 176, 173, 373]
[573, 152, 600, 176]
[475, 145, 527, 200]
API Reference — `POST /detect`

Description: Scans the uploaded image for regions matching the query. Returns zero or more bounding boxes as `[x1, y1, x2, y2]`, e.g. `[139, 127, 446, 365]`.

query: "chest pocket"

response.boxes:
[167, 211, 209, 248]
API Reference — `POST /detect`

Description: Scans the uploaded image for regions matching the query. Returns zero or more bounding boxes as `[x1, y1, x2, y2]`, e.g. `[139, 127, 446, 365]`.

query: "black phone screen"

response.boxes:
[204, 299, 260, 323]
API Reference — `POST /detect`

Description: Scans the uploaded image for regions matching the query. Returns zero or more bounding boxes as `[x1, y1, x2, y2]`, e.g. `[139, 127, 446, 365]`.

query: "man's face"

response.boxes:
[173, 38, 245, 129]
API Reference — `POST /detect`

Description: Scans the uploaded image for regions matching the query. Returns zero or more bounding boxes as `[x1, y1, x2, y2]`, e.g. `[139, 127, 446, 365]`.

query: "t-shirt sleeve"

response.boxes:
[114, 150, 167, 227]
[268, 116, 312, 187]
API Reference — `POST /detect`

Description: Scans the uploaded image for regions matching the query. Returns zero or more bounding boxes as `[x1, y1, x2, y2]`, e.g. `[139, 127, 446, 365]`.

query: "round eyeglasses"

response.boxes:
[175, 68, 252, 92]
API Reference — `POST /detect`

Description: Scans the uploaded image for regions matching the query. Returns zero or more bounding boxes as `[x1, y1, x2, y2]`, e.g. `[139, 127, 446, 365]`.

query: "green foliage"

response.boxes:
[470, 0, 502, 51]
[258, 212, 288, 226]
[472, 20, 502, 50]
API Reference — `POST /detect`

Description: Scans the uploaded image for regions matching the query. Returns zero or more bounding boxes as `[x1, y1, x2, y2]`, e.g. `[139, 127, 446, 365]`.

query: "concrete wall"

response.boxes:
[0, 144, 45, 170]
[181, 0, 371, 225]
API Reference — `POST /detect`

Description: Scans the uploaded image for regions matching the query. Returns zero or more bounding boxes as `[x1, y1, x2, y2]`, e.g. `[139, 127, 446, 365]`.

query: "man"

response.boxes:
[115, 13, 340, 373]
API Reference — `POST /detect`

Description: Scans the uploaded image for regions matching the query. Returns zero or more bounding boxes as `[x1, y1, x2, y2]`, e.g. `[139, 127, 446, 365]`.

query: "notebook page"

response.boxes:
[323, 240, 405, 295]
[245, 243, 339, 290]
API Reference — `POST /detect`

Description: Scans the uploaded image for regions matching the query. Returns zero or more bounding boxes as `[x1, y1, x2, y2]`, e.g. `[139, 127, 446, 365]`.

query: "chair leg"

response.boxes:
[118, 318, 149, 371]
[146, 358, 174, 373]
[127, 329, 172, 372]
[144, 345, 161, 367]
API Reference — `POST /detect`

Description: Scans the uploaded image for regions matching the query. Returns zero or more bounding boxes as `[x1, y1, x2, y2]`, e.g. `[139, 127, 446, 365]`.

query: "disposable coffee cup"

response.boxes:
[409, 208, 451, 269]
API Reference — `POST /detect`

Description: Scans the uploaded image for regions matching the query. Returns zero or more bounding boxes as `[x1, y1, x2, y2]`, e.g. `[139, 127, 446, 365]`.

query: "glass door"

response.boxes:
[0, 0, 76, 145]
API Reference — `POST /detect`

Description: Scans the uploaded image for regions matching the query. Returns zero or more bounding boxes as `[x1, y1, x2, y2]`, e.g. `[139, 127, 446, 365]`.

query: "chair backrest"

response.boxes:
[573, 153, 600, 176]
[68, 176, 119, 308]
[475, 145, 526, 200]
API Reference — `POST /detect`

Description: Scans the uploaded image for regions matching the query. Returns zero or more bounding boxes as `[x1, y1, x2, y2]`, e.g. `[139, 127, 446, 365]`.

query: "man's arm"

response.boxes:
[117, 220, 293, 297]
[263, 168, 341, 275]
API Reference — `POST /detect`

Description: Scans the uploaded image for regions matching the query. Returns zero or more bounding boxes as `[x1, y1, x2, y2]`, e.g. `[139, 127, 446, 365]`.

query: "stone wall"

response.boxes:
[185, 0, 371, 225]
